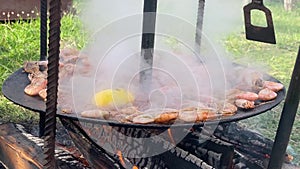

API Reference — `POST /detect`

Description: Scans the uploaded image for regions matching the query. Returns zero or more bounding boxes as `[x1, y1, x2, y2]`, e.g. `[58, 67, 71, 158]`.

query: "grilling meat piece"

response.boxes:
[220, 102, 238, 115]
[233, 69, 264, 91]
[131, 108, 179, 124]
[38, 89, 47, 101]
[23, 47, 93, 101]
[235, 99, 255, 109]
[61, 107, 73, 114]
[154, 109, 179, 123]
[23, 61, 48, 73]
[24, 78, 47, 96]
[23, 61, 48, 97]
[235, 91, 259, 101]
[81, 109, 110, 119]
[263, 81, 284, 92]
[258, 88, 277, 101]
[23, 61, 40, 74]
[179, 110, 198, 122]
[60, 47, 80, 61]
[59, 63, 75, 78]
[132, 114, 155, 124]
[196, 108, 218, 121]
[252, 78, 264, 92]
[21, 52, 285, 125]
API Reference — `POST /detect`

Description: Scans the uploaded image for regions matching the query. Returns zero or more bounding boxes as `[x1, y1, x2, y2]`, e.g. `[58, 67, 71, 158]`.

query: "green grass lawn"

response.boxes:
[0, 13, 86, 123]
[0, 0, 299, 166]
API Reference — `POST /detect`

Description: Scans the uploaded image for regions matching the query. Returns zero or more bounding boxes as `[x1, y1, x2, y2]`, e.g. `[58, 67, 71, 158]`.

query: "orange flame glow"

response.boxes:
[167, 129, 176, 145]
[117, 150, 126, 167]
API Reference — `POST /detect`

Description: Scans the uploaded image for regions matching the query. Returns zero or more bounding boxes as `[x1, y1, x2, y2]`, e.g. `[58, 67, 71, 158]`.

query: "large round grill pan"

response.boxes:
[2, 68, 285, 129]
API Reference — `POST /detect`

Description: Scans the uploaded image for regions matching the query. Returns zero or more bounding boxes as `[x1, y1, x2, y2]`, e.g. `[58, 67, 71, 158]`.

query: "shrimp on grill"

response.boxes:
[80, 109, 110, 119]
[154, 109, 179, 123]
[196, 108, 218, 121]
[132, 108, 179, 124]
[219, 102, 238, 115]
[235, 91, 259, 101]
[258, 88, 277, 101]
[235, 99, 255, 109]
[263, 81, 284, 92]
[132, 114, 155, 124]
[24, 78, 47, 96]
[179, 110, 198, 122]
[23, 61, 40, 74]
[38, 89, 47, 101]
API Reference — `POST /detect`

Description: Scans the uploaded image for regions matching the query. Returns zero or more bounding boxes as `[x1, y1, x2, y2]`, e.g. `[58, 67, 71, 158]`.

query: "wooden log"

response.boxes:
[0, 123, 88, 169]
[0, 123, 43, 169]
[59, 118, 121, 169]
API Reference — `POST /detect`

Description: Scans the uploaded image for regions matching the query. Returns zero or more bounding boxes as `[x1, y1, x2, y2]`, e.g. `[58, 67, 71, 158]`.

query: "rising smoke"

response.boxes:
[71, 0, 246, 112]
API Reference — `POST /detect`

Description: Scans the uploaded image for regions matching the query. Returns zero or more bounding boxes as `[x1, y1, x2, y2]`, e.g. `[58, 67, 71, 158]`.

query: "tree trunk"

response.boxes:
[284, 0, 294, 11]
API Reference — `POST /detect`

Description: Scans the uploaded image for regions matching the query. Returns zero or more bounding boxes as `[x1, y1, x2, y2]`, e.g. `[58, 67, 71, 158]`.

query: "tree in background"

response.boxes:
[284, 0, 294, 11]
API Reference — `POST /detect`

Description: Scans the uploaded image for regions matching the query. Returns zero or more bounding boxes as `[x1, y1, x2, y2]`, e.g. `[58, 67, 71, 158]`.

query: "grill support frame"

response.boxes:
[268, 46, 300, 169]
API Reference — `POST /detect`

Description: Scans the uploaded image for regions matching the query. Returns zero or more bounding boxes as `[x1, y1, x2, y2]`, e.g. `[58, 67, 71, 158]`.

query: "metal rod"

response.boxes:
[140, 0, 158, 92]
[40, 0, 47, 61]
[194, 0, 205, 55]
[268, 46, 300, 169]
[39, 0, 48, 137]
[43, 0, 61, 168]
[39, 113, 45, 137]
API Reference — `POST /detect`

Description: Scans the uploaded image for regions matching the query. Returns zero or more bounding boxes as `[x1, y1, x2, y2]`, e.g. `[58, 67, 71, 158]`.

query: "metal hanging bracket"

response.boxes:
[243, 0, 276, 44]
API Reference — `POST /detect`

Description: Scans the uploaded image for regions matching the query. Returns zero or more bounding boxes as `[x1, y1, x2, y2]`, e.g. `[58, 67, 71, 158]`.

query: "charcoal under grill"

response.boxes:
[59, 117, 275, 169]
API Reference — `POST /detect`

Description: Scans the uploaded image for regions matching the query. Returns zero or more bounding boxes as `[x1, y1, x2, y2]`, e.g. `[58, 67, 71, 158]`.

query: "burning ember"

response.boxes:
[59, 118, 295, 169]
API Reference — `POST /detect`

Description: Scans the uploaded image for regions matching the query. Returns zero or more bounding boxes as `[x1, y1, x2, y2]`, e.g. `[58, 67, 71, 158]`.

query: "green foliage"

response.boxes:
[0, 20, 40, 87]
[0, 95, 39, 124]
[0, 12, 87, 124]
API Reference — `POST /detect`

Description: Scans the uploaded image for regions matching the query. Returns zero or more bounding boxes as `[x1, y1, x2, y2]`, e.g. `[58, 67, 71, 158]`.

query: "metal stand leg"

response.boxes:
[39, 112, 45, 137]
[268, 46, 300, 169]
[140, 0, 158, 92]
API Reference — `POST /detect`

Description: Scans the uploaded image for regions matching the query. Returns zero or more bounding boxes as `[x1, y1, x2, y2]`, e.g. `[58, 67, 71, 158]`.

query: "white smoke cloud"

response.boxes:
[71, 0, 246, 111]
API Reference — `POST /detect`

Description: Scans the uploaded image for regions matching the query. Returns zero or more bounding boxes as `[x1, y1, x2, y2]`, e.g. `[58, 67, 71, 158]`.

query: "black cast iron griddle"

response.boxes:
[2, 68, 46, 113]
[2, 68, 286, 129]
